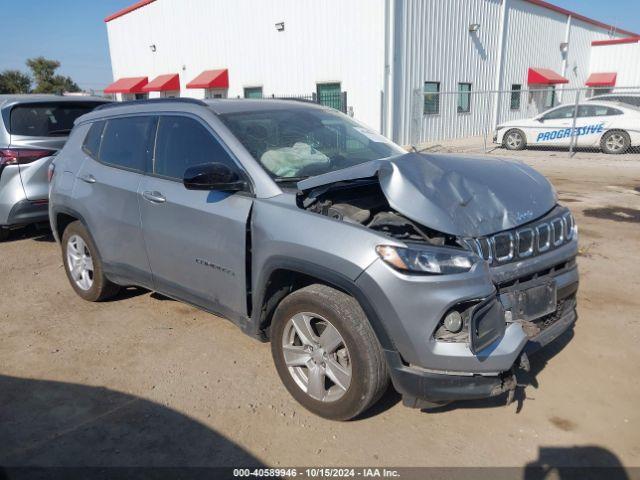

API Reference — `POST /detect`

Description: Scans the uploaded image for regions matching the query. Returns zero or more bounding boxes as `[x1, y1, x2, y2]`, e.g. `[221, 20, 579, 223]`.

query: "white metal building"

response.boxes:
[587, 36, 640, 91]
[104, 0, 635, 144]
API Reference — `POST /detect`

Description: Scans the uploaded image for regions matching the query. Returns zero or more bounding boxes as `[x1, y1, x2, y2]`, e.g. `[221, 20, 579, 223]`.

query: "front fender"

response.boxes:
[248, 197, 400, 349]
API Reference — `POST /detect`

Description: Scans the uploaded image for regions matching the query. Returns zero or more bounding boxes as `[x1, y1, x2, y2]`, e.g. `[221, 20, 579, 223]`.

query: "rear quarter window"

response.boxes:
[9, 102, 105, 137]
[82, 121, 105, 159]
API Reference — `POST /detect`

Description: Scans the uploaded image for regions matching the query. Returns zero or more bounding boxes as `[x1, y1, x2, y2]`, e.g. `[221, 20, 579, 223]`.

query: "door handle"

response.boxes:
[79, 174, 96, 184]
[142, 191, 166, 204]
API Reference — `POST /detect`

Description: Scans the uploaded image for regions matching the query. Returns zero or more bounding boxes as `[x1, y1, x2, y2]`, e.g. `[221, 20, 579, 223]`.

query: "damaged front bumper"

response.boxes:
[389, 294, 577, 408]
[386, 350, 518, 408]
[357, 238, 579, 407]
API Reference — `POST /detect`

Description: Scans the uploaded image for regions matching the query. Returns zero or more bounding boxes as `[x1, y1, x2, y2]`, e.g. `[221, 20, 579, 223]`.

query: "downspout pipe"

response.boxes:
[382, 0, 392, 138]
[559, 14, 572, 103]
[385, 0, 400, 142]
[492, 0, 509, 130]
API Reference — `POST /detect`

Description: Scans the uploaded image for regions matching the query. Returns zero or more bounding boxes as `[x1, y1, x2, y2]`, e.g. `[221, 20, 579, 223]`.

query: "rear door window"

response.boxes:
[9, 102, 106, 137]
[578, 105, 623, 117]
[99, 116, 156, 172]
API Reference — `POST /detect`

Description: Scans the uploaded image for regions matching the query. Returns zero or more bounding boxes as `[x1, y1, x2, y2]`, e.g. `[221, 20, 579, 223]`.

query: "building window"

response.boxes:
[121, 93, 148, 101]
[244, 87, 263, 99]
[317, 83, 342, 110]
[423, 82, 440, 115]
[592, 87, 612, 97]
[544, 86, 556, 109]
[510, 84, 521, 110]
[204, 88, 228, 99]
[457, 83, 472, 113]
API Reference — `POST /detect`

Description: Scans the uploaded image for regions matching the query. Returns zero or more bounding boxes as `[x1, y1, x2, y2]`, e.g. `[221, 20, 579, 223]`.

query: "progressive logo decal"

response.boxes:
[536, 123, 604, 142]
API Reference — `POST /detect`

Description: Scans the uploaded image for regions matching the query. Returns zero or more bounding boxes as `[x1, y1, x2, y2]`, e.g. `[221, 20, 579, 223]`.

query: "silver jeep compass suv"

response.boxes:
[0, 95, 108, 240]
[49, 98, 579, 420]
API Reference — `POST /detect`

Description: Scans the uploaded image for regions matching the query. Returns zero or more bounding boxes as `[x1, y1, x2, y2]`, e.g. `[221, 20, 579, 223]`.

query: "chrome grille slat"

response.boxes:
[492, 232, 514, 262]
[537, 224, 551, 253]
[516, 228, 534, 258]
[551, 218, 564, 247]
[471, 210, 576, 266]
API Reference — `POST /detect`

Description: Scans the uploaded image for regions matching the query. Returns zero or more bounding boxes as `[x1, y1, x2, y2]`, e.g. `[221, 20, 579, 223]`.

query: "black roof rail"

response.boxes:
[94, 97, 208, 111]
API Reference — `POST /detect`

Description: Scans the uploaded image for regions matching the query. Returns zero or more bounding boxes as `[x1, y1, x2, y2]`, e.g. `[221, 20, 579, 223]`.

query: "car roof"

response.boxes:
[583, 100, 638, 109]
[77, 97, 331, 124]
[588, 93, 640, 98]
[547, 101, 631, 109]
[0, 94, 110, 109]
[204, 98, 327, 114]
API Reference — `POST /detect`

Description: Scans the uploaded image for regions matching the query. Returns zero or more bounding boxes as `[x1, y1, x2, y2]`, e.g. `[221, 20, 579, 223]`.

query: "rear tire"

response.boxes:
[503, 129, 527, 151]
[0, 228, 8, 242]
[600, 130, 630, 154]
[270, 284, 389, 421]
[61, 221, 120, 302]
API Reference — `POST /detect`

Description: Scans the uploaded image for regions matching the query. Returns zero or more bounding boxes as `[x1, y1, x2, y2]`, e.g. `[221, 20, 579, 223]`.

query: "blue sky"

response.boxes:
[0, 0, 132, 92]
[1, 0, 639, 93]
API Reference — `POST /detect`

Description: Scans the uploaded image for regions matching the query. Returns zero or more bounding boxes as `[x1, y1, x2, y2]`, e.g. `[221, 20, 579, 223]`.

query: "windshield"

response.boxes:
[219, 107, 404, 180]
[9, 102, 105, 137]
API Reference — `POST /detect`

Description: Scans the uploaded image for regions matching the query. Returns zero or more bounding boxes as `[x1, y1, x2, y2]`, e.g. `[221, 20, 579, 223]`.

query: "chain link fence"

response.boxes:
[411, 86, 640, 160]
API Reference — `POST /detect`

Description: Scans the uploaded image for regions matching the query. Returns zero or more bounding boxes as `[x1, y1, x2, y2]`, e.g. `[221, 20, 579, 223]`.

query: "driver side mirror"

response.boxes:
[535, 115, 545, 123]
[183, 162, 247, 192]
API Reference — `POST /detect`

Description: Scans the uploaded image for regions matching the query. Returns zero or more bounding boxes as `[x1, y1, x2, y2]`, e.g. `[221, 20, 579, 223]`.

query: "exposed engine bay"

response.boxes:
[298, 179, 459, 247]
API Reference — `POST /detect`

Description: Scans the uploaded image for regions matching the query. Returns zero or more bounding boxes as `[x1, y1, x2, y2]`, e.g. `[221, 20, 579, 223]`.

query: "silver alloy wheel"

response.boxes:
[66, 234, 94, 291]
[506, 131, 523, 149]
[605, 133, 626, 152]
[282, 312, 352, 402]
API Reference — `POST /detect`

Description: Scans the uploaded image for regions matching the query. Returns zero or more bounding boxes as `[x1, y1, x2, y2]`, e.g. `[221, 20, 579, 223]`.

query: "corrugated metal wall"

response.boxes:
[589, 42, 640, 87]
[392, 0, 624, 145]
[391, 0, 503, 145]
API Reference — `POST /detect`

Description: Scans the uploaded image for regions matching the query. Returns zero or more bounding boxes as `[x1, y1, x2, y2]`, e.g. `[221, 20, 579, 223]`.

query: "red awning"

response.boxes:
[142, 73, 180, 92]
[527, 68, 569, 85]
[186, 69, 229, 89]
[585, 72, 617, 87]
[104, 76, 148, 94]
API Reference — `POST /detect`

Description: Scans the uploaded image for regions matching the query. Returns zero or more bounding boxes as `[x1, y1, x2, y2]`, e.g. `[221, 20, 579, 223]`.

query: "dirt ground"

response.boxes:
[1, 151, 639, 472]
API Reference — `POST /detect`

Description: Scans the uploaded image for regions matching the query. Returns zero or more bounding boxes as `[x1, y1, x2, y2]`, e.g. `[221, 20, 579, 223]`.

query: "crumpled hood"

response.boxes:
[297, 152, 557, 237]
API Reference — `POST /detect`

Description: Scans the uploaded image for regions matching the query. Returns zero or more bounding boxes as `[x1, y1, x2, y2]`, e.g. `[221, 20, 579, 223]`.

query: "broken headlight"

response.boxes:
[376, 245, 478, 274]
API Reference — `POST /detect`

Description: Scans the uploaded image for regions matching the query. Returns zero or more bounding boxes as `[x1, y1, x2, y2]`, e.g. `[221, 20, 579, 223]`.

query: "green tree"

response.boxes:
[0, 70, 31, 94]
[26, 56, 81, 94]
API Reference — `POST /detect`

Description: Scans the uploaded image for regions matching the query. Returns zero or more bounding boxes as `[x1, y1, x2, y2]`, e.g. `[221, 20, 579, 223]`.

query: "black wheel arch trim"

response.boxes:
[50, 206, 91, 243]
[252, 256, 397, 351]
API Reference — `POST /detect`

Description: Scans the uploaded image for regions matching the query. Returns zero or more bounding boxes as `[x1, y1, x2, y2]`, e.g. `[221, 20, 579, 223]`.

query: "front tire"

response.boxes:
[61, 221, 120, 302]
[601, 130, 630, 154]
[270, 284, 389, 421]
[503, 129, 527, 151]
